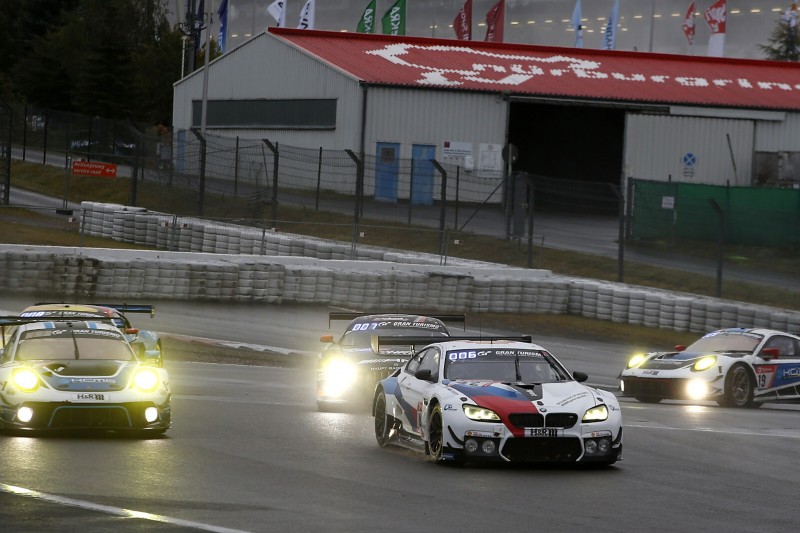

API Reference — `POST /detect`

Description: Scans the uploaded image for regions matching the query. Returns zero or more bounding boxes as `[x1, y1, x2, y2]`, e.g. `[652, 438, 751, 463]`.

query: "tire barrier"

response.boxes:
[2, 245, 798, 335]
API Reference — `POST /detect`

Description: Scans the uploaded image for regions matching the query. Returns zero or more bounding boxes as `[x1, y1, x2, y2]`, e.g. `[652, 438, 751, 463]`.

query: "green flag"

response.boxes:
[356, 0, 377, 33]
[381, 0, 406, 36]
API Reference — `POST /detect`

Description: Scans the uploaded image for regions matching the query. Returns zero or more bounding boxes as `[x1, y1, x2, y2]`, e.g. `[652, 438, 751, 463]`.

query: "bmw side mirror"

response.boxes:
[415, 369, 433, 381]
[573, 371, 588, 383]
[761, 348, 780, 360]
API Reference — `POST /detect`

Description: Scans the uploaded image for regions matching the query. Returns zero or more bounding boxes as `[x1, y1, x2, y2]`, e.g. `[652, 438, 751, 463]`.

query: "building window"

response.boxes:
[191, 99, 336, 129]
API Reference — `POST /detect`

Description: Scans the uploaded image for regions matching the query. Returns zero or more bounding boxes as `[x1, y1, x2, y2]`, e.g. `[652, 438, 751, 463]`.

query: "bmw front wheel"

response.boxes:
[374, 393, 391, 447]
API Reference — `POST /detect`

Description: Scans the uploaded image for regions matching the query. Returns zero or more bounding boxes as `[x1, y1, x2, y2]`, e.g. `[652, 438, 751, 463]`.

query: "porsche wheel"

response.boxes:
[718, 364, 754, 408]
[374, 393, 391, 447]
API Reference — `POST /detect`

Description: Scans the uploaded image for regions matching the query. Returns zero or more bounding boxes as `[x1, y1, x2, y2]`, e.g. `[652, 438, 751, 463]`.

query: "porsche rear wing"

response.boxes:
[0, 316, 118, 345]
[35, 302, 156, 317]
[371, 335, 533, 353]
[328, 312, 466, 329]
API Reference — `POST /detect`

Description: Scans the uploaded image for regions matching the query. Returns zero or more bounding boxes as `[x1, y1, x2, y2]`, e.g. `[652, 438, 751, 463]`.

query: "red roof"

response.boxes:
[271, 28, 800, 111]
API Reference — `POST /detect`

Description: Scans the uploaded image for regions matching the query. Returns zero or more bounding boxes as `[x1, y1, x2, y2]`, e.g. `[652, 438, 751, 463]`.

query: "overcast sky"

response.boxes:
[168, 1, 793, 60]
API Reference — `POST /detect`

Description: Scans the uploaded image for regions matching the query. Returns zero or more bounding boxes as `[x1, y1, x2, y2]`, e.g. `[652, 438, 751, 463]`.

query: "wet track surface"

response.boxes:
[1, 297, 799, 532]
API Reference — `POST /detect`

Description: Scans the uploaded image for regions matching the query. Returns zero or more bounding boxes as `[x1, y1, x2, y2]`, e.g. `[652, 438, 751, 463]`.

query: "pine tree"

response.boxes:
[760, 7, 800, 61]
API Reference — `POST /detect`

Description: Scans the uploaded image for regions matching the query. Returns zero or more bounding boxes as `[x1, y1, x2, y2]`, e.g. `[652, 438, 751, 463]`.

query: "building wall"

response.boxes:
[624, 114, 755, 186]
[172, 32, 363, 150]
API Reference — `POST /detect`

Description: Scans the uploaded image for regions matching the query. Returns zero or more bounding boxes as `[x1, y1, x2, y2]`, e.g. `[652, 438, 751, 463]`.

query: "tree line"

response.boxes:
[0, 0, 217, 126]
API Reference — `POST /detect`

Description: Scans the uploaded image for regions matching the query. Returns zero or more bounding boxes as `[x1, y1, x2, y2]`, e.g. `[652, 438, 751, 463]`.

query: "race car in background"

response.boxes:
[18, 303, 163, 366]
[316, 312, 466, 411]
[0, 317, 171, 436]
[619, 328, 800, 408]
[372, 336, 622, 465]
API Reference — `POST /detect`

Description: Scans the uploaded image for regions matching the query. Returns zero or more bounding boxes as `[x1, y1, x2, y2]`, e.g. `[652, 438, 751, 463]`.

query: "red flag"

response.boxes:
[682, 2, 695, 45]
[703, 0, 726, 34]
[484, 0, 505, 43]
[453, 0, 472, 41]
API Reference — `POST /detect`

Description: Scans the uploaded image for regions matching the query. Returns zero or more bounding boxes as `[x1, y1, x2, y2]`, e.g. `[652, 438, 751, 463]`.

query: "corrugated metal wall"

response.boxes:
[624, 114, 754, 186]
[755, 112, 800, 152]
[172, 33, 363, 150]
[364, 87, 506, 202]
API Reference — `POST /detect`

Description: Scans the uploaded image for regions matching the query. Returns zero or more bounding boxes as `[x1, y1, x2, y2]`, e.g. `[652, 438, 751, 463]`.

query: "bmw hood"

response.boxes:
[445, 379, 601, 415]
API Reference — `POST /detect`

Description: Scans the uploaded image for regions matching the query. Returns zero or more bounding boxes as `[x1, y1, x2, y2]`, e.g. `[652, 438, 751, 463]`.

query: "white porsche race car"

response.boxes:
[0, 318, 171, 436]
[620, 328, 800, 408]
[372, 336, 623, 465]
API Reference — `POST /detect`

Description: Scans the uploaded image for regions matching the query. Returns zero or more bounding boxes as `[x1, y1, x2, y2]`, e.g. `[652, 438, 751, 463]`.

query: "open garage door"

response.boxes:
[507, 101, 625, 215]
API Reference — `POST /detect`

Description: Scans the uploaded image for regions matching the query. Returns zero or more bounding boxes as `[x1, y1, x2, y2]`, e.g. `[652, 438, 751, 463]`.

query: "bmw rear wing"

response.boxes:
[371, 335, 533, 354]
[328, 312, 466, 329]
[35, 302, 156, 317]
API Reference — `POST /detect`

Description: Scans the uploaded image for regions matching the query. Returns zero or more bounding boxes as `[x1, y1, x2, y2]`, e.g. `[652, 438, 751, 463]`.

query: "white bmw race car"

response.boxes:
[372, 336, 622, 465]
[0, 318, 171, 435]
[620, 328, 800, 408]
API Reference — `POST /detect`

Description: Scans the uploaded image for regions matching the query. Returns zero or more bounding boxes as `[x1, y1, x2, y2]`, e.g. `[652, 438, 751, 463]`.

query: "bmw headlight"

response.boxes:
[693, 356, 716, 372]
[12, 369, 40, 392]
[463, 405, 501, 421]
[582, 404, 609, 422]
[133, 368, 159, 392]
[626, 353, 646, 368]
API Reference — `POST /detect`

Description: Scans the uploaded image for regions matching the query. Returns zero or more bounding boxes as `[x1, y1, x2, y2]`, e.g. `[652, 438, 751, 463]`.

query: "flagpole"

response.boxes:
[648, 0, 656, 52]
[201, 0, 212, 137]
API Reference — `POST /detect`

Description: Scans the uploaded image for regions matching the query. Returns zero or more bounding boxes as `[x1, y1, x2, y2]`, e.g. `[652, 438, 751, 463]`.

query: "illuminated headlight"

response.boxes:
[320, 359, 358, 397]
[17, 406, 34, 423]
[686, 379, 708, 400]
[582, 404, 609, 422]
[133, 369, 159, 392]
[144, 406, 159, 423]
[627, 354, 646, 368]
[12, 369, 40, 392]
[693, 356, 717, 372]
[463, 405, 501, 421]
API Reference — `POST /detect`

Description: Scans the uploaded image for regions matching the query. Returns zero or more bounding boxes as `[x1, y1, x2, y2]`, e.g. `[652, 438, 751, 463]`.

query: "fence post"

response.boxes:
[234, 136, 239, 197]
[42, 112, 48, 166]
[614, 181, 624, 283]
[129, 130, 142, 206]
[526, 175, 536, 269]
[708, 198, 725, 298]
[262, 139, 279, 228]
[431, 159, 448, 262]
[454, 165, 460, 230]
[345, 149, 362, 258]
[22, 103, 27, 162]
[191, 128, 207, 216]
[316, 146, 322, 211]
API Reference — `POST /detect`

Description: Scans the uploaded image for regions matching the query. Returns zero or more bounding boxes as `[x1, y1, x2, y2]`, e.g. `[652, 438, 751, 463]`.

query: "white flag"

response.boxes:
[297, 0, 315, 30]
[268, 0, 287, 28]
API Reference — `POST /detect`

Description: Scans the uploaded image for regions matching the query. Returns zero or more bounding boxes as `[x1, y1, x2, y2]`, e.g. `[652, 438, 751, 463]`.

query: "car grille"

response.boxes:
[501, 437, 583, 462]
[624, 378, 685, 399]
[23, 402, 159, 429]
[509, 413, 578, 429]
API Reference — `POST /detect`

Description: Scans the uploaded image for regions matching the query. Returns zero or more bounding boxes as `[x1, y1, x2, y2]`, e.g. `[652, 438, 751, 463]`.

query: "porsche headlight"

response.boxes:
[12, 369, 40, 392]
[626, 353, 647, 368]
[582, 404, 609, 422]
[463, 405, 501, 421]
[693, 356, 717, 372]
[133, 368, 159, 392]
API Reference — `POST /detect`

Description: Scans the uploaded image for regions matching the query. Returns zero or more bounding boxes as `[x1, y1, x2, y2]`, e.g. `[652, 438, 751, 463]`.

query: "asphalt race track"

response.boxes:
[1, 295, 799, 533]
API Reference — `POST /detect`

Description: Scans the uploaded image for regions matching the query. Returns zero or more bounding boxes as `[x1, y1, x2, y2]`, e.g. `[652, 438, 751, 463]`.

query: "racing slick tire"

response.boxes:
[634, 396, 662, 404]
[718, 364, 756, 408]
[374, 393, 392, 447]
[428, 404, 446, 462]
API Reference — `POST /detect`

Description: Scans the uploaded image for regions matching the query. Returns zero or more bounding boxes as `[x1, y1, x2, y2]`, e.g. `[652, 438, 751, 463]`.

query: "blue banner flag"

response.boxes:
[601, 0, 619, 50]
[571, 0, 583, 48]
[218, 0, 228, 53]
